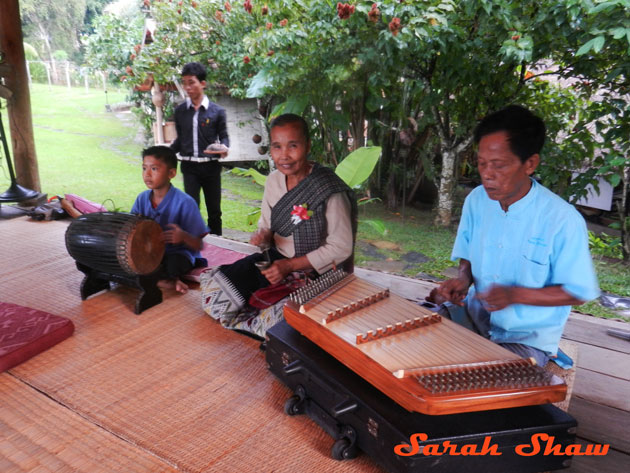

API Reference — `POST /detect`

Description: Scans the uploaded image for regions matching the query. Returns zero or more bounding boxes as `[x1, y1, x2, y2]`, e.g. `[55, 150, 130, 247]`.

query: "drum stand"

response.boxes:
[76, 262, 162, 314]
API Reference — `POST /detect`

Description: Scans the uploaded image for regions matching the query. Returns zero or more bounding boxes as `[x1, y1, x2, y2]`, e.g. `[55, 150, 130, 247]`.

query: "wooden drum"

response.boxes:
[65, 212, 165, 276]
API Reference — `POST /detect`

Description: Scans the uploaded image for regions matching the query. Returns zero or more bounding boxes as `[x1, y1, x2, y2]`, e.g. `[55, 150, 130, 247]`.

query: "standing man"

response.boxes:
[433, 105, 599, 367]
[171, 62, 229, 235]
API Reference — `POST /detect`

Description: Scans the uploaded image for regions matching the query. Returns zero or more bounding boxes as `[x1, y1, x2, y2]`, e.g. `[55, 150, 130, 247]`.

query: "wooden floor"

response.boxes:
[1, 216, 627, 472]
[0, 217, 383, 473]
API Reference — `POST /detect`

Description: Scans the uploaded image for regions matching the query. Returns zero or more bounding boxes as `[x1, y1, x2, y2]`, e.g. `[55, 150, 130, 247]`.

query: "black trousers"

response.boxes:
[220, 248, 285, 302]
[159, 253, 194, 280]
[180, 160, 222, 235]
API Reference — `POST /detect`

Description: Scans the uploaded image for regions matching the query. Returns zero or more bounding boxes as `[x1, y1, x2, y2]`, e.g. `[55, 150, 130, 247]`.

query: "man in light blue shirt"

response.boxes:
[434, 105, 599, 366]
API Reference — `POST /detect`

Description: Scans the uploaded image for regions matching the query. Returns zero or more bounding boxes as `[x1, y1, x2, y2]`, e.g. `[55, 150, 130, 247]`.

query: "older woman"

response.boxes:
[200, 114, 357, 338]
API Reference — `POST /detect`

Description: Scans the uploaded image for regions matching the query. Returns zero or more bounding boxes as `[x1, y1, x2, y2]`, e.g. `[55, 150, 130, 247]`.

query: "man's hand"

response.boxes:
[477, 284, 584, 310]
[435, 278, 470, 306]
[250, 228, 272, 248]
[477, 284, 515, 312]
[163, 223, 185, 245]
[204, 143, 229, 159]
[261, 259, 293, 285]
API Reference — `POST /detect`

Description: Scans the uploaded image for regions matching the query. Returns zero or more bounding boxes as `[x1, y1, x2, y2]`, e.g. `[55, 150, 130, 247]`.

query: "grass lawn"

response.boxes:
[2, 84, 628, 321]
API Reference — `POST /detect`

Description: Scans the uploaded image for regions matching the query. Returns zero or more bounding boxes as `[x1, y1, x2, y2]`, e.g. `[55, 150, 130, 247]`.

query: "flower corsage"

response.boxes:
[290, 203, 313, 225]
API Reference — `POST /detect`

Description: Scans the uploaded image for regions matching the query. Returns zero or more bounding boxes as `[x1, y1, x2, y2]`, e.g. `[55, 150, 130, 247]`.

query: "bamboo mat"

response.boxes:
[0, 375, 178, 472]
[0, 218, 384, 473]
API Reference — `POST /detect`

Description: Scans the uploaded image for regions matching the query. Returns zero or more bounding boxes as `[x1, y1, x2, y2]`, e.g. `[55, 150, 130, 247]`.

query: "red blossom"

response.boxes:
[243, 56, 251, 63]
[215, 10, 225, 22]
[244, 0, 252, 14]
[279, 18, 288, 27]
[337, 3, 355, 20]
[389, 17, 401, 36]
[224, 1, 232, 12]
[267, 50, 274, 56]
[368, 3, 379, 23]
[262, 4, 269, 15]
[266, 22, 273, 30]
[291, 205, 311, 222]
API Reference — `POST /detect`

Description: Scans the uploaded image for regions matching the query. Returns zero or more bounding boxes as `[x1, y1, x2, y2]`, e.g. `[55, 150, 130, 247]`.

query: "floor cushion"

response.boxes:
[183, 244, 247, 283]
[0, 302, 75, 371]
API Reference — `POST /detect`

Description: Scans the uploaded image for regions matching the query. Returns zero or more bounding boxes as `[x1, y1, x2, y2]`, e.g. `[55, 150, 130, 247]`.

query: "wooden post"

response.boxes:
[0, 0, 41, 192]
[65, 61, 71, 89]
[151, 81, 165, 144]
[45, 62, 52, 89]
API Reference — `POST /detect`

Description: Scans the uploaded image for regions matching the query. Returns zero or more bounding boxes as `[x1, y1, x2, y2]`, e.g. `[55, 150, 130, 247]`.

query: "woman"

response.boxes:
[200, 114, 357, 338]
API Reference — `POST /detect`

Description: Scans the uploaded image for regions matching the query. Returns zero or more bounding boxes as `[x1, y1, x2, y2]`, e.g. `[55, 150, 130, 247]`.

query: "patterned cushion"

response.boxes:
[0, 302, 75, 371]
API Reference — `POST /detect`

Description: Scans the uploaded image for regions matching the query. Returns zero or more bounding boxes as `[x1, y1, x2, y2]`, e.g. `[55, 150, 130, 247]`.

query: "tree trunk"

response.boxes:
[619, 165, 630, 261]
[434, 145, 458, 226]
[37, 22, 56, 84]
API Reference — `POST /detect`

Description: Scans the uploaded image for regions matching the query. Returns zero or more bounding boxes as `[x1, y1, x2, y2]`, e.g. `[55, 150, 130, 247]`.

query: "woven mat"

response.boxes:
[0, 374, 178, 472]
[0, 218, 384, 473]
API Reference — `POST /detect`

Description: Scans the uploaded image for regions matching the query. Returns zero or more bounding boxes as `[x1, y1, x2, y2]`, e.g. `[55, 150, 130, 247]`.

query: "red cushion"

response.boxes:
[0, 302, 75, 371]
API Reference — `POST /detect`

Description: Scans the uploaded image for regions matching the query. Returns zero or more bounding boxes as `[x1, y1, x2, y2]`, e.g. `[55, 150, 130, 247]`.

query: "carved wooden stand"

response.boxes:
[76, 262, 162, 315]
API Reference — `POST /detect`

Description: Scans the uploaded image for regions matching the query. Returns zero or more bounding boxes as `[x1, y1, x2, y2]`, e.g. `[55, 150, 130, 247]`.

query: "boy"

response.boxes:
[170, 62, 230, 235]
[132, 146, 208, 294]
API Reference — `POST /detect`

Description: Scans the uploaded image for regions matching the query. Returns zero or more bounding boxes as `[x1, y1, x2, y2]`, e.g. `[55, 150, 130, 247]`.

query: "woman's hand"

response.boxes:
[261, 259, 294, 285]
[250, 228, 273, 248]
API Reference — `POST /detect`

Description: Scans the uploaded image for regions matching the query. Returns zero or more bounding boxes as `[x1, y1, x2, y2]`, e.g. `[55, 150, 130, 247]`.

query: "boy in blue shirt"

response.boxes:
[132, 146, 208, 294]
[433, 105, 599, 367]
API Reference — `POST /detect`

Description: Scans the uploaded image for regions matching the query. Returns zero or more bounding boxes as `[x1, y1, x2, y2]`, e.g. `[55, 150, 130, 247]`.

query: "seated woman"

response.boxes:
[200, 113, 357, 338]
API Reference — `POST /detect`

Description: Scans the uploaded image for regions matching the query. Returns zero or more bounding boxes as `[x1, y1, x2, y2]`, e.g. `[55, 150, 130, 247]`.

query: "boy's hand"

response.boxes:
[163, 223, 185, 245]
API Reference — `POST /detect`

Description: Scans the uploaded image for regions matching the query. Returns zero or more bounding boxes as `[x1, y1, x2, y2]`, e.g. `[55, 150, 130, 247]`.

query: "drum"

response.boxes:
[65, 212, 165, 276]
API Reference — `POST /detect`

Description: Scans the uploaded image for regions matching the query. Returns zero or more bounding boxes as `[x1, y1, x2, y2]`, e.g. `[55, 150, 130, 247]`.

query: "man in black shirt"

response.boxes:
[171, 62, 229, 235]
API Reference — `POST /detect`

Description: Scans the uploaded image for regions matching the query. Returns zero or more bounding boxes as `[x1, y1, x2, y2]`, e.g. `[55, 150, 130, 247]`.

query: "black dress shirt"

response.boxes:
[171, 96, 230, 158]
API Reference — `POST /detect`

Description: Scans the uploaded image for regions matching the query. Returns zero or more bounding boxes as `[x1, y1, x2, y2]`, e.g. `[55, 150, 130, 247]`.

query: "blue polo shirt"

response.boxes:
[131, 185, 208, 264]
[452, 179, 599, 355]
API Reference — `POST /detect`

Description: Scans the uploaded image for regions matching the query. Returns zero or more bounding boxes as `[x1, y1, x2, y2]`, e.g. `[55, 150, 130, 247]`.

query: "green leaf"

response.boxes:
[608, 173, 621, 187]
[335, 146, 382, 189]
[246, 208, 261, 227]
[230, 167, 267, 187]
[363, 219, 387, 236]
[576, 36, 605, 56]
[610, 27, 629, 40]
[590, 2, 617, 14]
[269, 96, 309, 119]
[246, 69, 273, 98]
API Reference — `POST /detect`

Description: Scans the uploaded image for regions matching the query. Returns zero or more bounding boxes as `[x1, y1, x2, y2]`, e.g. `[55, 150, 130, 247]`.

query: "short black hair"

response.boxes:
[181, 62, 207, 82]
[142, 146, 178, 170]
[269, 113, 310, 142]
[474, 105, 546, 163]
